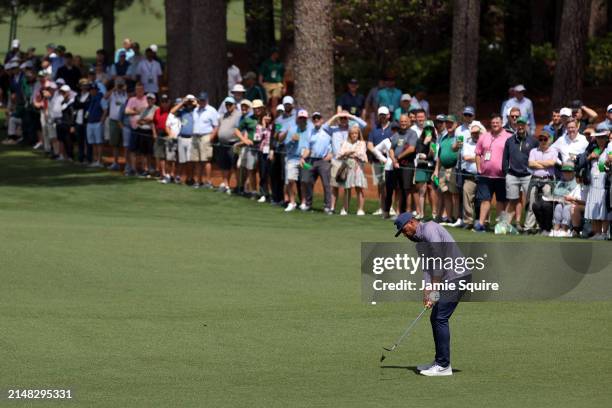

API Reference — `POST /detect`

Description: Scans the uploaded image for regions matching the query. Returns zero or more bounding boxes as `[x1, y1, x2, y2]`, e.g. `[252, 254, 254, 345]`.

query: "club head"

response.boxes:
[380, 354, 386, 362]
[383, 346, 394, 352]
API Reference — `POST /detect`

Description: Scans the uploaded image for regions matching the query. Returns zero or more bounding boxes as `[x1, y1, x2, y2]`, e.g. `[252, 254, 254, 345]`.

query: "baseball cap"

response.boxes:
[400, 93, 412, 102]
[197, 91, 208, 100]
[463, 106, 475, 116]
[424, 120, 435, 129]
[560, 107, 572, 117]
[297, 109, 309, 118]
[349, 78, 359, 84]
[252, 99, 264, 109]
[282, 95, 294, 105]
[435, 114, 446, 122]
[593, 129, 609, 137]
[240, 99, 252, 108]
[276, 104, 285, 112]
[79, 78, 91, 87]
[149, 44, 158, 53]
[408, 105, 420, 113]
[47, 82, 58, 89]
[607, 104, 612, 113]
[539, 127, 554, 140]
[516, 116, 528, 125]
[160, 94, 169, 101]
[312, 111, 322, 118]
[514, 84, 526, 92]
[244, 71, 257, 80]
[11, 39, 19, 48]
[223, 96, 236, 105]
[88, 67, 95, 74]
[470, 123, 483, 133]
[561, 162, 575, 172]
[56, 45, 66, 52]
[231, 84, 246, 93]
[55, 78, 66, 85]
[570, 100, 583, 110]
[60, 84, 71, 92]
[146, 92, 156, 99]
[185, 94, 196, 101]
[377, 106, 390, 115]
[394, 212, 413, 237]
[445, 114, 458, 123]
[46, 43, 56, 49]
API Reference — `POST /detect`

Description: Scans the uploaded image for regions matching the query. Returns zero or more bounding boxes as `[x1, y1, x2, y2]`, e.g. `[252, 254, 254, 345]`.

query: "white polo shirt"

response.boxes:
[551, 133, 589, 163]
[192, 105, 219, 135]
[461, 137, 478, 174]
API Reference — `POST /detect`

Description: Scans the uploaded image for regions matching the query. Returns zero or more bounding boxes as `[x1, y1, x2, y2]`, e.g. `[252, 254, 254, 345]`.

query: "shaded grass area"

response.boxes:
[1, 144, 611, 407]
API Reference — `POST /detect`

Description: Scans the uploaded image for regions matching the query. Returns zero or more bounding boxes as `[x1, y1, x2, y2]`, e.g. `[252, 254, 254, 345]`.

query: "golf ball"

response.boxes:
[371, 301, 377, 305]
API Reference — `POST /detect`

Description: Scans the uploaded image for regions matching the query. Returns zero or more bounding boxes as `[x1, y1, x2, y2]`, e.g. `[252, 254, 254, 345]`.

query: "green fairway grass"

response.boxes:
[1, 144, 611, 407]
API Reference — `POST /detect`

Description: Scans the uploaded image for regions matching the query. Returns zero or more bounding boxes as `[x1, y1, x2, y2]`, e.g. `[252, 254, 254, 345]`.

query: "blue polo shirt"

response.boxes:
[178, 110, 194, 136]
[376, 87, 402, 112]
[285, 122, 312, 160]
[368, 124, 393, 146]
[87, 93, 105, 123]
[308, 126, 332, 159]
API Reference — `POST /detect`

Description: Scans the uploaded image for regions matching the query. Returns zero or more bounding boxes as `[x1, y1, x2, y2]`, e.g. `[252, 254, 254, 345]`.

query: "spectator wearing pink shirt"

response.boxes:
[473, 114, 511, 231]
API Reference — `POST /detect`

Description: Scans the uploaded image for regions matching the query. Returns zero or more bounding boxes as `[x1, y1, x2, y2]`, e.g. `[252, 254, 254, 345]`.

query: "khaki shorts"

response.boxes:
[263, 82, 283, 99]
[438, 167, 458, 194]
[371, 162, 385, 186]
[190, 133, 213, 162]
[330, 159, 342, 187]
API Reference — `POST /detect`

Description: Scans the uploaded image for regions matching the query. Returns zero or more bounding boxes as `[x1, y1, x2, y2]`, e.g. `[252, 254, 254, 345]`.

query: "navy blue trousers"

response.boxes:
[430, 277, 469, 367]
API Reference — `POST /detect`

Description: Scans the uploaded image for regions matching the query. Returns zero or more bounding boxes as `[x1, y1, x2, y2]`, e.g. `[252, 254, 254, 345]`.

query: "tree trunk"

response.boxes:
[165, 0, 193, 99]
[190, 0, 228, 106]
[504, 0, 531, 85]
[101, 0, 116, 60]
[531, 0, 552, 44]
[244, 0, 276, 71]
[293, 0, 334, 117]
[589, 0, 608, 37]
[551, 0, 592, 108]
[448, 0, 481, 116]
[280, 0, 295, 71]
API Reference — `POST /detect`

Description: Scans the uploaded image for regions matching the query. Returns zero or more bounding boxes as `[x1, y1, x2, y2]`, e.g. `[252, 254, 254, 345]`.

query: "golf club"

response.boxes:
[379, 291, 440, 362]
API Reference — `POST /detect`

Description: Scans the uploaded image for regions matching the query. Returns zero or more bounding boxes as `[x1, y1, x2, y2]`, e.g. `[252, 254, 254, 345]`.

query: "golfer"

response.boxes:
[393, 212, 471, 376]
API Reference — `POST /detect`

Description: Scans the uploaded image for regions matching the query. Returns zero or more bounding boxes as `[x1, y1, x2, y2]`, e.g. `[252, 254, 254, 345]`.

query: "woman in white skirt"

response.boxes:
[584, 131, 611, 240]
[338, 124, 368, 215]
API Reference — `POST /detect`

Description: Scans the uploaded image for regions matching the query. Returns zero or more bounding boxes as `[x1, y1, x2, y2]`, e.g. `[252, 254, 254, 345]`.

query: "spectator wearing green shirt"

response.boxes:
[233, 99, 258, 196]
[258, 48, 285, 114]
[376, 76, 402, 113]
[433, 115, 461, 224]
[244, 71, 267, 105]
[393, 94, 412, 122]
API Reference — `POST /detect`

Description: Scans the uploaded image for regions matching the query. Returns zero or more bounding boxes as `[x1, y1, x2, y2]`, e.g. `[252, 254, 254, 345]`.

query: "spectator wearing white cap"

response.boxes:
[227, 52, 242, 93]
[596, 104, 612, 132]
[301, 111, 333, 212]
[55, 84, 76, 161]
[218, 83, 247, 117]
[211, 96, 241, 193]
[502, 84, 535, 134]
[4, 39, 20, 64]
[136, 47, 162, 94]
[323, 110, 367, 213]
[368, 106, 393, 215]
[279, 109, 312, 212]
[393, 93, 412, 122]
[551, 117, 589, 164]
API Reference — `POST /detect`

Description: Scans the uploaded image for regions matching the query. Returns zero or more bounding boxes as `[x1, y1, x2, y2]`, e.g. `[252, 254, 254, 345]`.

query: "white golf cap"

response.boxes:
[146, 92, 156, 99]
[469, 120, 486, 133]
[149, 44, 158, 53]
[282, 95, 294, 105]
[378, 106, 390, 115]
[240, 99, 252, 108]
[607, 104, 612, 113]
[60, 84, 71, 92]
[514, 84, 526, 92]
[297, 109, 309, 118]
[560, 107, 572, 117]
[231, 84, 246, 93]
[276, 104, 285, 111]
[47, 82, 58, 89]
[252, 99, 264, 109]
[400, 93, 412, 102]
[11, 39, 19, 48]
[185, 94, 196, 101]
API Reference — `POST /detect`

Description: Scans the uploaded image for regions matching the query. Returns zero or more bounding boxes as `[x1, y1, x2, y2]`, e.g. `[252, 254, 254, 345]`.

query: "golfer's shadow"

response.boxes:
[380, 365, 462, 375]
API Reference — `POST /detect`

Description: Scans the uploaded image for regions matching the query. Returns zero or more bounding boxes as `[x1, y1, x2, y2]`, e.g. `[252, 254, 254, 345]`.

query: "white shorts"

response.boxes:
[285, 159, 300, 184]
[239, 147, 258, 170]
[178, 136, 193, 164]
[47, 122, 57, 140]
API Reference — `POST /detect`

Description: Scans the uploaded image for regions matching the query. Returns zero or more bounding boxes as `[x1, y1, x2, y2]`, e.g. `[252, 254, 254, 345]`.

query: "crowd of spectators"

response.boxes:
[2, 38, 612, 239]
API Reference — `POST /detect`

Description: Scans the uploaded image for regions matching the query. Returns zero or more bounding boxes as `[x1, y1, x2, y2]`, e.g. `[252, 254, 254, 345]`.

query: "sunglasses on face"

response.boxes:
[510, 115, 519, 119]
[538, 138, 548, 142]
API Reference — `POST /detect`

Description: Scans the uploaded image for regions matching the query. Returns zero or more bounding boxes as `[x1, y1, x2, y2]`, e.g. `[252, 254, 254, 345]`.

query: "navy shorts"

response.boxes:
[476, 176, 506, 202]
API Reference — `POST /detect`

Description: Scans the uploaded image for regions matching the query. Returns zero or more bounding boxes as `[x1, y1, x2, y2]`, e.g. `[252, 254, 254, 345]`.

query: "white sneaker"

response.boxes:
[299, 203, 310, 211]
[450, 218, 464, 228]
[340, 208, 348, 216]
[33, 142, 43, 150]
[284, 202, 297, 212]
[356, 209, 365, 216]
[419, 364, 452, 376]
[257, 196, 267, 203]
[389, 208, 397, 216]
[372, 208, 383, 216]
[416, 361, 435, 371]
[55, 155, 65, 161]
